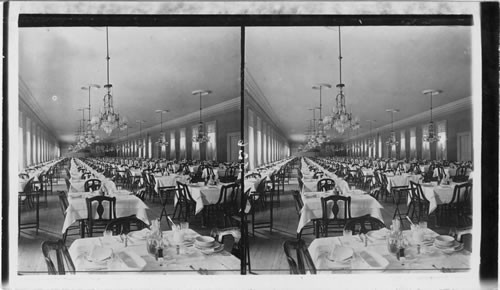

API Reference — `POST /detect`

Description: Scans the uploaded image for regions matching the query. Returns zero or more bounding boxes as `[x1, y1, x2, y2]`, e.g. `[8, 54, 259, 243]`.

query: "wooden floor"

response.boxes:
[17, 175, 456, 275]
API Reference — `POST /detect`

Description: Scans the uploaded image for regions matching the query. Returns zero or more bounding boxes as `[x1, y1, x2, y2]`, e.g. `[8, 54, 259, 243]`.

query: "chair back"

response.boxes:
[104, 215, 150, 235]
[81, 172, 92, 180]
[292, 190, 304, 218]
[343, 214, 386, 235]
[176, 181, 196, 202]
[450, 181, 472, 205]
[320, 195, 352, 221]
[317, 178, 336, 192]
[41, 240, 75, 275]
[245, 172, 261, 179]
[58, 191, 69, 217]
[283, 239, 317, 275]
[298, 177, 304, 194]
[85, 195, 116, 223]
[19, 173, 30, 179]
[84, 179, 102, 192]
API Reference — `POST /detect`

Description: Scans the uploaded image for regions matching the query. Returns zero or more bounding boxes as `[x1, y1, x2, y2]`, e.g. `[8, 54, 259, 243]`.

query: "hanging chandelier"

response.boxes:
[323, 26, 358, 134]
[366, 119, 376, 148]
[92, 27, 124, 135]
[422, 89, 442, 143]
[312, 83, 331, 144]
[136, 120, 146, 149]
[155, 109, 170, 148]
[306, 107, 321, 148]
[82, 84, 100, 145]
[192, 90, 211, 143]
[385, 109, 400, 146]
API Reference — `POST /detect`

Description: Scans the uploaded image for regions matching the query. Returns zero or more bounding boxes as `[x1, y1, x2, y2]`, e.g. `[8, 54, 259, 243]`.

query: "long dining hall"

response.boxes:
[9, 5, 492, 287]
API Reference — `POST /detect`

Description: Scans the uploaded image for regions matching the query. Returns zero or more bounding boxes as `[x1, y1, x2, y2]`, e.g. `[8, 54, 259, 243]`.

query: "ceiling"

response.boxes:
[245, 26, 472, 143]
[19, 26, 241, 143]
[20, 25, 472, 145]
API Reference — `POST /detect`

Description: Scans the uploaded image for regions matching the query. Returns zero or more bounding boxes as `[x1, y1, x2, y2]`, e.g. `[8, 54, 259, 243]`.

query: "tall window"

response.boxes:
[410, 127, 417, 159]
[262, 123, 267, 164]
[148, 136, 152, 159]
[422, 125, 430, 160]
[170, 131, 176, 159]
[206, 121, 217, 161]
[400, 130, 406, 159]
[191, 125, 200, 160]
[436, 120, 447, 160]
[378, 135, 382, 158]
[248, 109, 255, 169]
[256, 117, 262, 166]
[179, 128, 186, 160]
[19, 112, 24, 170]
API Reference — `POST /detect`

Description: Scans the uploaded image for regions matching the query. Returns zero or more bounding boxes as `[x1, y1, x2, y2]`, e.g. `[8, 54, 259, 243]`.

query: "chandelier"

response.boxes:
[192, 90, 211, 143]
[323, 27, 358, 134]
[385, 109, 399, 146]
[422, 89, 442, 143]
[155, 109, 170, 151]
[306, 107, 321, 148]
[92, 27, 124, 135]
[366, 119, 376, 148]
[312, 83, 331, 144]
[82, 84, 100, 145]
[136, 120, 146, 149]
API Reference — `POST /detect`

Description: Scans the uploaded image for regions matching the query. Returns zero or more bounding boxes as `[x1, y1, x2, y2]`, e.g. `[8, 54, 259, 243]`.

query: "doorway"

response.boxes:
[457, 131, 472, 162]
[227, 132, 240, 162]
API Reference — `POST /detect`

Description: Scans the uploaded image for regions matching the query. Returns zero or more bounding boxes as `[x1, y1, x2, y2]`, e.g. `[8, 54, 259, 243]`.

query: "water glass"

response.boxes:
[180, 222, 189, 232]
[343, 229, 352, 237]
[418, 221, 427, 230]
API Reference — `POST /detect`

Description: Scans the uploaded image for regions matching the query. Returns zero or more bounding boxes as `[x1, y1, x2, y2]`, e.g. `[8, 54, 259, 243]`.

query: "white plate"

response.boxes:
[358, 250, 389, 269]
[434, 240, 462, 250]
[116, 251, 146, 271]
[199, 243, 224, 255]
[434, 235, 455, 247]
[88, 245, 112, 262]
[327, 246, 353, 262]
[366, 228, 390, 240]
[195, 241, 221, 250]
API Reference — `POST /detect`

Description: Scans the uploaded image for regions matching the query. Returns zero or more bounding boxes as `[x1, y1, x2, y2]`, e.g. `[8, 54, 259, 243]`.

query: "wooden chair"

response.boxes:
[245, 172, 261, 179]
[58, 191, 83, 242]
[343, 214, 386, 235]
[406, 181, 430, 225]
[444, 181, 472, 227]
[19, 178, 41, 235]
[316, 178, 336, 192]
[81, 172, 92, 180]
[292, 190, 316, 238]
[41, 239, 75, 275]
[85, 196, 116, 237]
[283, 239, 317, 275]
[453, 166, 469, 183]
[175, 181, 197, 222]
[104, 215, 150, 235]
[319, 195, 352, 237]
[84, 179, 102, 192]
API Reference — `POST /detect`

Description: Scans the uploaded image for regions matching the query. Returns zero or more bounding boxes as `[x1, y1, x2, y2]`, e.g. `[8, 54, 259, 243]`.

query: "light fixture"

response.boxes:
[422, 89, 442, 143]
[155, 109, 170, 157]
[366, 120, 376, 148]
[136, 120, 146, 149]
[82, 84, 100, 145]
[385, 109, 400, 147]
[312, 83, 331, 144]
[192, 90, 211, 143]
[323, 26, 358, 134]
[93, 27, 124, 135]
[306, 108, 321, 149]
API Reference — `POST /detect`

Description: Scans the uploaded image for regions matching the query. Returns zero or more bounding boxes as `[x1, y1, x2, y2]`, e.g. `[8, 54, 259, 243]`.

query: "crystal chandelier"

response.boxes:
[312, 83, 331, 144]
[306, 108, 321, 148]
[92, 27, 123, 135]
[385, 109, 400, 146]
[323, 27, 358, 134]
[82, 84, 100, 145]
[192, 90, 211, 143]
[422, 89, 442, 143]
[366, 119, 376, 148]
[155, 109, 170, 156]
[136, 120, 146, 149]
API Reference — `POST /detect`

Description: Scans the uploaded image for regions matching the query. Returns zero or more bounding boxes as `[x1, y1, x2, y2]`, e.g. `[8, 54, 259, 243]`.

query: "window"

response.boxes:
[256, 117, 262, 166]
[19, 112, 24, 170]
[206, 121, 216, 161]
[436, 120, 447, 160]
[410, 127, 417, 159]
[179, 128, 186, 160]
[378, 135, 382, 158]
[191, 125, 200, 160]
[400, 130, 406, 159]
[422, 125, 430, 160]
[262, 124, 267, 164]
[148, 136, 152, 159]
[170, 131, 176, 159]
[248, 109, 255, 169]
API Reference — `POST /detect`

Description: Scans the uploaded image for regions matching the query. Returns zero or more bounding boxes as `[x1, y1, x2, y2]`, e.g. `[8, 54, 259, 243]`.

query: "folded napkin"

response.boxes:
[127, 228, 151, 240]
[88, 245, 112, 262]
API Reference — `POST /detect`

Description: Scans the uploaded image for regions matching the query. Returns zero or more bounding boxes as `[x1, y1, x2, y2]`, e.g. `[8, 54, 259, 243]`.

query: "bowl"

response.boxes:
[195, 236, 215, 248]
[434, 235, 455, 247]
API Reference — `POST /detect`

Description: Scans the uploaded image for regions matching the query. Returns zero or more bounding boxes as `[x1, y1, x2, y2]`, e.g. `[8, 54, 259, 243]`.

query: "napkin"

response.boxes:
[127, 228, 151, 240]
[88, 245, 112, 262]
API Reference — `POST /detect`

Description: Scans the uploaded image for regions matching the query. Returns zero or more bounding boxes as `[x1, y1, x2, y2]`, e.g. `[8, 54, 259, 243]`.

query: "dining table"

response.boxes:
[62, 191, 150, 237]
[153, 174, 190, 194]
[297, 191, 384, 234]
[185, 183, 230, 215]
[308, 228, 470, 273]
[417, 181, 469, 214]
[68, 228, 240, 274]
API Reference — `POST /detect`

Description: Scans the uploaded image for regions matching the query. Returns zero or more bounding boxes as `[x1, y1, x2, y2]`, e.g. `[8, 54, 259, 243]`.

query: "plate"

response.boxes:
[327, 246, 353, 262]
[195, 241, 221, 250]
[199, 243, 224, 255]
[434, 235, 455, 247]
[195, 236, 215, 248]
[128, 229, 151, 240]
[434, 240, 461, 250]
[366, 228, 390, 240]
[116, 251, 146, 271]
[88, 245, 112, 262]
[357, 250, 389, 269]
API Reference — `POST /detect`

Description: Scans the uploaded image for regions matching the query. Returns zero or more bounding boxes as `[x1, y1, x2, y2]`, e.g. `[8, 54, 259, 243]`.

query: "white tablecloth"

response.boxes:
[62, 192, 149, 233]
[68, 229, 240, 273]
[154, 175, 190, 193]
[187, 184, 224, 214]
[419, 182, 469, 214]
[297, 192, 383, 234]
[308, 228, 470, 272]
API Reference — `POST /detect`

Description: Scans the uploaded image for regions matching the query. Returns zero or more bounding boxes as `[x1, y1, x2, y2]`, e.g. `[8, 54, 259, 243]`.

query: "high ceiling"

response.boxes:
[20, 25, 472, 145]
[19, 26, 241, 143]
[245, 26, 472, 143]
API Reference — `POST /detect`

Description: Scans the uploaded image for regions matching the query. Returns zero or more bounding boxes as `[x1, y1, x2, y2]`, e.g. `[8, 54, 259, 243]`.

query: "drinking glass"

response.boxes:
[343, 229, 352, 237]
[180, 222, 189, 233]
[387, 236, 399, 255]
[418, 221, 427, 230]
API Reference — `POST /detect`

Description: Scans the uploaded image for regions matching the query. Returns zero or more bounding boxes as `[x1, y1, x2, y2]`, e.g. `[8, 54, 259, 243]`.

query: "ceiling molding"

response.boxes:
[18, 77, 59, 141]
[343, 96, 472, 141]
[113, 97, 240, 142]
